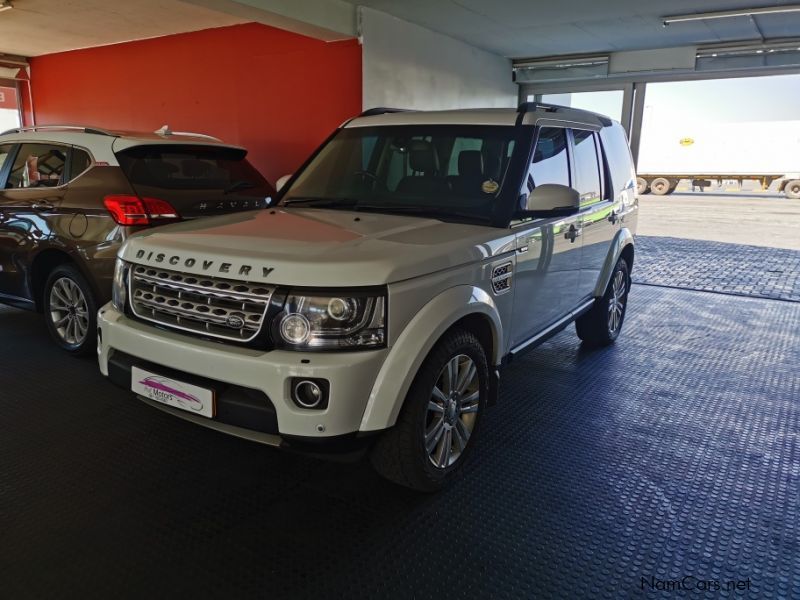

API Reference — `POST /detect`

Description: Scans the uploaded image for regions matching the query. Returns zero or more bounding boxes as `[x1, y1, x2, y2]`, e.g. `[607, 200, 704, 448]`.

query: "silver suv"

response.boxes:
[98, 103, 638, 491]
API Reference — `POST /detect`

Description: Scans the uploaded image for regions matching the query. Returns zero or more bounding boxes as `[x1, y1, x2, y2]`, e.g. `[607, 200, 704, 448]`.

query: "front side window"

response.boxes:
[523, 127, 570, 195]
[281, 125, 519, 222]
[0, 143, 13, 176]
[6, 143, 68, 189]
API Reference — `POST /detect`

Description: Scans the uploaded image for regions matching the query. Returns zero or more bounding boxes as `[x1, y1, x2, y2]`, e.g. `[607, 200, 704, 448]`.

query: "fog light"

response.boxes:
[290, 378, 329, 409]
[280, 313, 310, 344]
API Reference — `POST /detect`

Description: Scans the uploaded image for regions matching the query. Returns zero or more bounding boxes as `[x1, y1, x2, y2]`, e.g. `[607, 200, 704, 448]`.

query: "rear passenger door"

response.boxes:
[572, 129, 620, 300]
[0, 142, 69, 301]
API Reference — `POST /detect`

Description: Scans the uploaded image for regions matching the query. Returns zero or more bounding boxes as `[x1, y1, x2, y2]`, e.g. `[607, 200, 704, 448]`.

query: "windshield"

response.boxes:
[280, 125, 518, 221]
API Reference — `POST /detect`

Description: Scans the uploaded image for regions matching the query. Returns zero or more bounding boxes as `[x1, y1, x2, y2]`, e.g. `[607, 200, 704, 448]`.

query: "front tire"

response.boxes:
[43, 264, 97, 355]
[370, 328, 489, 492]
[575, 257, 630, 347]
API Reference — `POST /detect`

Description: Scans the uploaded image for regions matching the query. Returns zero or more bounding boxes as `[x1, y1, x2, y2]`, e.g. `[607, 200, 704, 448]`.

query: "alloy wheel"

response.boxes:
[49, 277, 89, 346]
[607, 270, 627, 334]
[425, 354, 480, 469]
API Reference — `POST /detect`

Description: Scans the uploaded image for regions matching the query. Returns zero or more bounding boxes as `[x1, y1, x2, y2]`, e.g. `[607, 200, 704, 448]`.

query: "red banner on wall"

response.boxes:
[0, 86, 18, 110]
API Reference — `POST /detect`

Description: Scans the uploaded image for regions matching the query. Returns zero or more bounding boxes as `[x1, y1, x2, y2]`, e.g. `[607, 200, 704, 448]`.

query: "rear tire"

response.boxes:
[650, 177, 671, 196]
[575, 258, 630, 347]
[370, 328, 488, 492]
[43, 264, 97, 356]
[785, 179, 800, 199]
[636, 177, 650, 195]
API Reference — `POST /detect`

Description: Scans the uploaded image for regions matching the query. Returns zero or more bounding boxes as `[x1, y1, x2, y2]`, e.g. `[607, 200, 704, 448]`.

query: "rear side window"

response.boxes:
[69, 148, 92, 181]
[116, 144, 274, 196]
[523, 127, 570, 193]
[598, 122, 635, 195]
[6, 143, 68, 189]
[571, 129, 602, 206]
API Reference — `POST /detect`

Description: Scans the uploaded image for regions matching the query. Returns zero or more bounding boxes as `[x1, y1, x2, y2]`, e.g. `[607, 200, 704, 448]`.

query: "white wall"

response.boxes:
[359, 7, 516, 111]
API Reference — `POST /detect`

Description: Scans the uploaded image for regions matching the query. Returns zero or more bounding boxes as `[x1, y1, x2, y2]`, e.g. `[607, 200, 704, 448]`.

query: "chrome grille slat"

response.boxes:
[129, 265, 273, 342]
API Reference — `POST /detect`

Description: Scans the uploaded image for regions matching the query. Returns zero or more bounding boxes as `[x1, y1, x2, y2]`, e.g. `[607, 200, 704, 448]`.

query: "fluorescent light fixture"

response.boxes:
[0, 1, 12, 12]
[663, 4, 800, 26]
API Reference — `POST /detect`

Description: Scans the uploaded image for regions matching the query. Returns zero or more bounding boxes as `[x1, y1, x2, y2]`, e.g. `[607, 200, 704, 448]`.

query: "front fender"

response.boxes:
[359, 285, 503, 433]
[593, 227, 635, 297]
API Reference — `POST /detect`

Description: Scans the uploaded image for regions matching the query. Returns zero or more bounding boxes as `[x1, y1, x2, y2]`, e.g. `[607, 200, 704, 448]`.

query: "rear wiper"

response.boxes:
[224, 181, 257, 195]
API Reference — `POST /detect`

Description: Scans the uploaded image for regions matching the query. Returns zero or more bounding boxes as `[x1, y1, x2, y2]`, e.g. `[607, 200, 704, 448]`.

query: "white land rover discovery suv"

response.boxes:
[98, 103, 638, 491]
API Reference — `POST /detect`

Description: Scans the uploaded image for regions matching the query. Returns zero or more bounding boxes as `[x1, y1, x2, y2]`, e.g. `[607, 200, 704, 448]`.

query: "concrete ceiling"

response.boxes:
[3, 0, 800, 60]
[0, 0, 248, 57]
[347, 0, 800, 58]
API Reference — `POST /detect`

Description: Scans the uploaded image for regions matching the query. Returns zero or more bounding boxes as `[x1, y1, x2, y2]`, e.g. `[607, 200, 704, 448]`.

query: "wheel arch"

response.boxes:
[359, 285, 503, 433]
[29, 248, 95, 312]
[593, 228, 635, 297]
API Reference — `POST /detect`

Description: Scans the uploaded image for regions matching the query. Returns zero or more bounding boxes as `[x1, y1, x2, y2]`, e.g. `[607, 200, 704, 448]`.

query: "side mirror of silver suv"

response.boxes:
[520, 183, 580, 218]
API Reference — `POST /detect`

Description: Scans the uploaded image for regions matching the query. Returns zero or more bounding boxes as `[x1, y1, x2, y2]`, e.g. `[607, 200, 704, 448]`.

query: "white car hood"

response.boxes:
[120, 208, 514, 287]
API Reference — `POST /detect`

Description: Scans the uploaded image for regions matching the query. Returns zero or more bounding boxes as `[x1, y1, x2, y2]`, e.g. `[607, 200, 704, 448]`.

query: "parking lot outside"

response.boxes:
[637, 192, 800, 250]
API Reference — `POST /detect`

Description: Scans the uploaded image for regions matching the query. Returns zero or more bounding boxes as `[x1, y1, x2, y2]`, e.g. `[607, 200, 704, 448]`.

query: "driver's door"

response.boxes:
[510, 126, 582, 348]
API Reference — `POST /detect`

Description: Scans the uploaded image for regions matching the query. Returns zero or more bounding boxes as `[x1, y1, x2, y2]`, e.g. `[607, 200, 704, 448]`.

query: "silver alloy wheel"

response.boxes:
[607, 270, 626, 334]
[425, 354, 480, 469]
[49, 277, 89, 346]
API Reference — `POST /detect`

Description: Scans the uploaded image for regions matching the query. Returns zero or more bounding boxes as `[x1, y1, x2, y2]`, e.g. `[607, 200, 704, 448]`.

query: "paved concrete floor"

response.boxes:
[634, 236, 800, 302]
[2, 285, 799, 598]
[637, 192, 800, 250]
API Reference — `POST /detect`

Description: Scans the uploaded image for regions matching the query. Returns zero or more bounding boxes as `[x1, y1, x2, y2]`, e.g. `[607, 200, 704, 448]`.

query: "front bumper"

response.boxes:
[97, 303, 391, 444]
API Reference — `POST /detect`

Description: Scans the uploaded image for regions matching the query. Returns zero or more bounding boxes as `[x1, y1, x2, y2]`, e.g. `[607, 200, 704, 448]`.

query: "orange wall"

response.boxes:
[28, 23, 362, 183]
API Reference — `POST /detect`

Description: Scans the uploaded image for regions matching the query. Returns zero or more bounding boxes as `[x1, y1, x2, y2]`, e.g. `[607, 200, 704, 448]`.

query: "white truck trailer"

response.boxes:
[636, 120, 800, 198]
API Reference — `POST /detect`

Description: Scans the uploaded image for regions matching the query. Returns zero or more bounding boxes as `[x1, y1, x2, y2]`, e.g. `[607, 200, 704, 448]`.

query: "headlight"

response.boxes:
[112, 258, 129, 311]
[274, 291, 386, 350]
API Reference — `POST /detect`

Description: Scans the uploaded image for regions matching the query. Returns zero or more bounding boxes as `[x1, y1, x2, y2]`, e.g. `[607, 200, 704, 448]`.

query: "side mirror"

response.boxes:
[276, 174, 292, 192]
[520, 184, 580, 217]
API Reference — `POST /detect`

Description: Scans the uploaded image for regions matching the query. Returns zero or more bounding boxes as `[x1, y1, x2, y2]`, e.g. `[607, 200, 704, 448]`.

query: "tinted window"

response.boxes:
[117, 144, 273, 195]
[0, 144, 13, 176]
[524, 127, 569, 193]
[69, 148, 92, 181]
[571, 129, 602, 206]
[116, 144, 275, 217]
[598, 122, 635, 195]
[282, 125, 520, 222]
[6, 143, 67, 189]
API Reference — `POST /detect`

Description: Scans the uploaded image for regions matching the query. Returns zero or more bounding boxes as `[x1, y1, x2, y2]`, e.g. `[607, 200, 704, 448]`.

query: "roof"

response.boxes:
[344, 104, 614, 129]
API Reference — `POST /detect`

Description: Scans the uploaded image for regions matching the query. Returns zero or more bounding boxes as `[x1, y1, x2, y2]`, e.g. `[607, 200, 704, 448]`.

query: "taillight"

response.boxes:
[104, 195, 180, 226]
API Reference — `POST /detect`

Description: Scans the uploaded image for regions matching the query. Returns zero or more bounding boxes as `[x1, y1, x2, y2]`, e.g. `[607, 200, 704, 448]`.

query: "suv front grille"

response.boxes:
[129, 265, 274, 342]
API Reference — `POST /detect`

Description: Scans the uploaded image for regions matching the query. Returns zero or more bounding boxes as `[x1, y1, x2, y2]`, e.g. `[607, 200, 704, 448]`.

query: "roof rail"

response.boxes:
[153, 125, 221, 141]
[359, 107, 411, 117]
[1, 124, 116, 136]
[517, 102, 561, 115]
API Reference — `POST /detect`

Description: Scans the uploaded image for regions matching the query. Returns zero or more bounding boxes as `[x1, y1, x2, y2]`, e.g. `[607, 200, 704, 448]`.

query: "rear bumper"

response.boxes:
[97, 303, 391, 451]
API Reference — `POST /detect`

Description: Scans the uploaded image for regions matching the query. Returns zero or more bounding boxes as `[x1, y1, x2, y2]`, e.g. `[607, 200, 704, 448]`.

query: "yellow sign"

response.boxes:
[679, 137, 694, 146]
[481, 179, 500, 194]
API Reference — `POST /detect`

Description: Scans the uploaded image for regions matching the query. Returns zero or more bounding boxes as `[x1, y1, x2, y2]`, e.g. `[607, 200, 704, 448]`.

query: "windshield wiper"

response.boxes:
[282, 197, 359, 208]
[354, 204, 488, 222]
[224, 180, 257, 195]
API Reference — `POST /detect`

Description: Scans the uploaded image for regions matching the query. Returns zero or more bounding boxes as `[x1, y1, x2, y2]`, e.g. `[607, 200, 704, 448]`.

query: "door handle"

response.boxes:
[608, 211, 619, 224]
[564, 224, 582, 243]
[31, 201, 54, 212]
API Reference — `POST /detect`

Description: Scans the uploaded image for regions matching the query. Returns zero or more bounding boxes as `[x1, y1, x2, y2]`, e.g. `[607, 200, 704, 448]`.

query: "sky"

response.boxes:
[543, 73, 800, 125]
[543, 74, 800, 172]
[643, 74, 800, 125]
